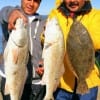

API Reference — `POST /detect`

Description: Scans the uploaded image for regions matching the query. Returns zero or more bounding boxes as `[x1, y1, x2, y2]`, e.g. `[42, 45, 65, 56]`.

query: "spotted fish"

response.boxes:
[67, 20, 95, 94]
[4, 18, 29, 100]
[42, 17, 65, 100]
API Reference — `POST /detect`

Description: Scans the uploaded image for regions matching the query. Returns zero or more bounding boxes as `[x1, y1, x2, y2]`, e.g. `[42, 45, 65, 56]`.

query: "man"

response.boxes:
[0, 0, 46, 100]
[46, 0, 100, 100]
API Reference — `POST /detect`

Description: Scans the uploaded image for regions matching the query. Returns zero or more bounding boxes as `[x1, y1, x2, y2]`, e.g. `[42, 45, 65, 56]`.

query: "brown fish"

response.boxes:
[67, 20, 95, 94]
[4, 18, 29, 100]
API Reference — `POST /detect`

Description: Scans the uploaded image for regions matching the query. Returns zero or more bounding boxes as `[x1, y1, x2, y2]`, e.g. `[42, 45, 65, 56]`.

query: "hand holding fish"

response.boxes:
[4, 18, 29, 100]
[8, 9, 28, 30]
[42, 17, 65, 100]
[36, 60, 44, 76]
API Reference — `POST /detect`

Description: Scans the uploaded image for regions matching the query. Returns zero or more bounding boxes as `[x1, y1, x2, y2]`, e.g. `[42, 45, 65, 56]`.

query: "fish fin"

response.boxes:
[64, 53, 79, 79]
[0, 92, 3, 100]
[76, 80, 89, 94]
[70, 67, 78, 79]
[4, 46, 9, 61]
[4, 83, 10, 95]
[12, 48, 19, 64]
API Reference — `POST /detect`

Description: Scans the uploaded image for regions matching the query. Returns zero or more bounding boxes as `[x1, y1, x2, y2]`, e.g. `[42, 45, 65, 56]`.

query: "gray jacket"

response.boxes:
[0, 6, 47, 84]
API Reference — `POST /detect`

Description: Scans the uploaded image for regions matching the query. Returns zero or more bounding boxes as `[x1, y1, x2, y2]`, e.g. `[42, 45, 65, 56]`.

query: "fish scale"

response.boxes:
[67, 20, 95, 94]
[4, 18, 29, 100]
[42, 17, 65, 100]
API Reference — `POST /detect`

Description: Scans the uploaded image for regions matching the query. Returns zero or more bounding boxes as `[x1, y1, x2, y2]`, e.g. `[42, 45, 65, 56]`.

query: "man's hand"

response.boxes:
[8, 9, 28, 30]
[36, 67, 44, 76]
[36, 60, 44, 76]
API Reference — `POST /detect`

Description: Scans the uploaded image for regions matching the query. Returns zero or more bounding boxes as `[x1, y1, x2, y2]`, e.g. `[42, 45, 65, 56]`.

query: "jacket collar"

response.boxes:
[26, 13, 42, 21]
[26, 13, 47, 21]
[58, 1, 92, 17]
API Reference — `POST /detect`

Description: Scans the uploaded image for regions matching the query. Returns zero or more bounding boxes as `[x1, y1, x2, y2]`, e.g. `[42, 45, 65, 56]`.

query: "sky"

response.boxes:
[0, 0, 100, 15]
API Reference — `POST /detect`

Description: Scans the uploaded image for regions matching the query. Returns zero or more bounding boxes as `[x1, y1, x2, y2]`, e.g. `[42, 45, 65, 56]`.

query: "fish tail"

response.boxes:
[76, 80, 89, 94]
[0, 92, 3, 100]
[4, 83, 10, 95]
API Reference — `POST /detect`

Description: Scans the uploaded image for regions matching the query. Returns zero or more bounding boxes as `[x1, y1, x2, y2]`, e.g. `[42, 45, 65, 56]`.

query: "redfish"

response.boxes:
[42, 17, 65, 100]
[4, 18, 29, 100]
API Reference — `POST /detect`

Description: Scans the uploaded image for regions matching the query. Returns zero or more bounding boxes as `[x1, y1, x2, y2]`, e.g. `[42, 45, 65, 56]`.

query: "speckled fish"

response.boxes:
[42, 17, 65, 100]
[4, 18, 29, 100]
[67, 20, 95, 94]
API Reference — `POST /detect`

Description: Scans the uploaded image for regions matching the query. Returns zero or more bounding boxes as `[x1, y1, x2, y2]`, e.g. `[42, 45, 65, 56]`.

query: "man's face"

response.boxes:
[64, 0, 85, 12]
[21, 0, 41, 15]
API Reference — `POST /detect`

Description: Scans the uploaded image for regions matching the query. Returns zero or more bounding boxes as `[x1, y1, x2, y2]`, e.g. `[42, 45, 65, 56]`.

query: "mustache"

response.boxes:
[69, 1, 79, 6]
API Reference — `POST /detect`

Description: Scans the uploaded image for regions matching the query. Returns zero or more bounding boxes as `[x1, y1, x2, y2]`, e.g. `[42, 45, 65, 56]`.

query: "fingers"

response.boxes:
[8, 23, 16, 30]
[8, 10, 28, 30]
[36, 67, 44, 76]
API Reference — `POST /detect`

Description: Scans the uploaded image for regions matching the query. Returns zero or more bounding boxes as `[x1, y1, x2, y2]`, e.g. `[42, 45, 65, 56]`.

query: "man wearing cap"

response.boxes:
[0, 0, 46, 100]
[46, 0, 100, 100]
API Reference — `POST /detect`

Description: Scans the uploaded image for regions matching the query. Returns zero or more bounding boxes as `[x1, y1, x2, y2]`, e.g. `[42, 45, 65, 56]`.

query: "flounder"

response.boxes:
[67, 20, 95, 94]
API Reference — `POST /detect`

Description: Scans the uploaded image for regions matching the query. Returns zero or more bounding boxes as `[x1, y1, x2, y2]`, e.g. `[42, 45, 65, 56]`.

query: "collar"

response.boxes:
[58, 1, 92, 17]
[28, 14, 41, 24]
[27, 14, 47, 22]
[27, 13, 42, 22]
